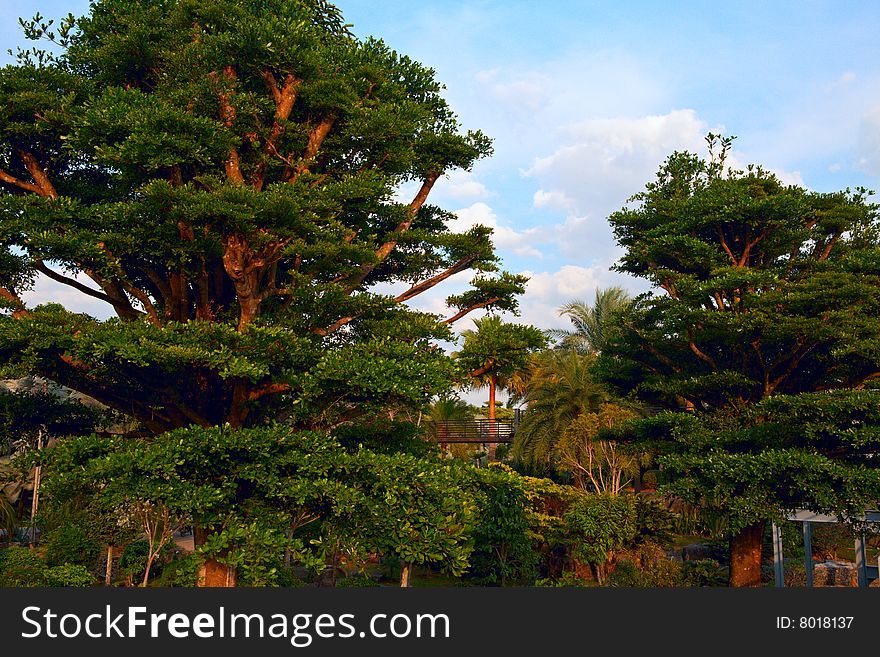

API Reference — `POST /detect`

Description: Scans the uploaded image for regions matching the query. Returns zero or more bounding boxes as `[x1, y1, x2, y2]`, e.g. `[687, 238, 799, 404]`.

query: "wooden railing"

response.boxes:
[426, 419, 517, 443]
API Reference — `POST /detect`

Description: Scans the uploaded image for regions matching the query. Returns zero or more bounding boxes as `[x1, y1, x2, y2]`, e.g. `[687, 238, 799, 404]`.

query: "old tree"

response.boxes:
[0, 0, 526, 584]
[599, 137, 880, 586]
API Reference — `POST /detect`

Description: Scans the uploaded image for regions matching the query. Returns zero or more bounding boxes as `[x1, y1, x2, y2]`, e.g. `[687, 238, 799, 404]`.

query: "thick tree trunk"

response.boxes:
[194, 524, 238, 587]
[729, 521, 765, 587]
[487, 375, 497, 461]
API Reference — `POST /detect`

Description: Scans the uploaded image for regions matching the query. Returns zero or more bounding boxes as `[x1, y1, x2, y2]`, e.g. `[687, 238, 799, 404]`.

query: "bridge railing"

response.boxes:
[425, 419, 516, 443]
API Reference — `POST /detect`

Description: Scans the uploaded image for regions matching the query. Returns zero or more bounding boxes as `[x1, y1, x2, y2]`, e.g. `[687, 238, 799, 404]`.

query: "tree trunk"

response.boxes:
[105, 545, 114, 586]
[487, 375, 497, 461]
[194, 524, 237, 587]
[729, 521, 765, 587]
[400, 561, 413, 587]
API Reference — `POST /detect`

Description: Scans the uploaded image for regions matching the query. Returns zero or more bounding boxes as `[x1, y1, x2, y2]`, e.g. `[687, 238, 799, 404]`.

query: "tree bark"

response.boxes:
[400, 562, 412, 587]
[194, 524, 238, 587]
[487, 374, 497, 461]
[105, 545, 114, 586]
[729, 521, 765, 587]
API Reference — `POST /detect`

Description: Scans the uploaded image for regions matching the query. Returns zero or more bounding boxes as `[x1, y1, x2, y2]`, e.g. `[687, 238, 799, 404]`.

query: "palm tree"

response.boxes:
[547, 286, 632, 354]
[511, 350, 610, 468]
[457, 316, 547, 460]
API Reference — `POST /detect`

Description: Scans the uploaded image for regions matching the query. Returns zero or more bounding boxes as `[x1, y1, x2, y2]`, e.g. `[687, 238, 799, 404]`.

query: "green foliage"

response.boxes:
[464, 464, 537, 585]
[155, 553, 203, 588]
[0, 385, 102, 454]
[548, 287, 632, 355]
[597, 138, 880, 552]
[0, 546, 48, 586]
[119, 539, 154, 584]
[457, 316, 547, 387]
[0, 495, 17, 541]
[512, 350, 611, 468]
[564, 494, 639, 578]
[0, 0, 520, 437]
[43, 522, 101, 568]
[37, 425, 481, 584]
[46, 562, 95, 587]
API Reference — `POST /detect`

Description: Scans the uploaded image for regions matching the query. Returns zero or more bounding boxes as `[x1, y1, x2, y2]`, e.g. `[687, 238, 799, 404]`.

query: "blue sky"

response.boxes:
[5, 0, 880, 336]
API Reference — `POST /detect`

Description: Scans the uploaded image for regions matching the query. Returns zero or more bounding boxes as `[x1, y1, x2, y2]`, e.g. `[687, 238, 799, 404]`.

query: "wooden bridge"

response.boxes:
[426, 416, 519, 444]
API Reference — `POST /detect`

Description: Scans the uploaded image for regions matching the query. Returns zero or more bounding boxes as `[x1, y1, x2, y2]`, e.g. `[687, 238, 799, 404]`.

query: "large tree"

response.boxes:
[598, 136, 880, 586]
[0, 0, 526, 584]
[0, 0, 524, 429]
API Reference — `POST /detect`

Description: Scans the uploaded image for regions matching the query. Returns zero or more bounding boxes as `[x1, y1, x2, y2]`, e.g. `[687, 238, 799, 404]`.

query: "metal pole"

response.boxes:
[802, 521, 813, 588]
[855, 535, 868, 588]
[772, 522, 785, 587]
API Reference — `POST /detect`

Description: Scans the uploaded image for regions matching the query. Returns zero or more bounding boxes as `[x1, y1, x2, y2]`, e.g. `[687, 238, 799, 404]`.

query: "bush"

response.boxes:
[119, 538, 171, 585]
[336, 573, 380, 587]
[43, 523, 101, 568]
[155, 553, 202, 587]
[46, 562, 95, 587]
[0, 546, 49, 586]
[565, 493, 639, 584]
[682, 559, 726, 587]
[610, 559, 684, 587]
[464, 464, 538, 585]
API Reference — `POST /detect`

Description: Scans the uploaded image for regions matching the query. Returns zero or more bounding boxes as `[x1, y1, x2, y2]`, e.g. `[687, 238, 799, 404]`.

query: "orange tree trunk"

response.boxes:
[194, 525, 237, 587]
[729, 521, 764, 587]
[487, 375, 497, 461]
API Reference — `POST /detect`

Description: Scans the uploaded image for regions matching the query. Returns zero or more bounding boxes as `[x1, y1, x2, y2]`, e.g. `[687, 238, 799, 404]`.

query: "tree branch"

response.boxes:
[442, 296, 501, 325]
[345, 173, 440, 294]
[33, 260, 129, 308]
[686, 327, 718, 370]
[17, 149, 58, 199]
[215, 65, 245, 185]
[0, 167, 43, 195]
[395, 255, 477, 303]
[0, 286, 29, 318]
[285, 113, 336, 183]
[254, 71, 302, 190]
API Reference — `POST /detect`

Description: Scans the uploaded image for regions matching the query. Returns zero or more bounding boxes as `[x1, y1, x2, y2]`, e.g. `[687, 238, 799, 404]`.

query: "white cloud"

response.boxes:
[21, 272, 115, 320]
[449, 202, 543, 258]
[434, 169, 491, 200]
[857, 105, 880, 176]
[512, 264, 647, 332]
[525, 109, 713, 221]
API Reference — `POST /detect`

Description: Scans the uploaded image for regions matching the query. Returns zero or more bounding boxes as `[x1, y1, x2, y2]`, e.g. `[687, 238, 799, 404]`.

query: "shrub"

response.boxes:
[46, 563, 95, 587]
[682, 559, 726, 587]
[119, 538, 152, 584]
[610, 559, 684, 587]
[43, 523, 101, 568]
[0, 546, 49, 586]
[564, 493, 639, 584]
[464, 464, 538, 585]
[155, 553, 203, 587]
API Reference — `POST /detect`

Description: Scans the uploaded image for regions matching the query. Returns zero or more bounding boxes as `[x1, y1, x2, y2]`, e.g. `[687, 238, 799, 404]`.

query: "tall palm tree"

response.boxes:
[511, 350, 610, 468]
[547, 286, 632, 354]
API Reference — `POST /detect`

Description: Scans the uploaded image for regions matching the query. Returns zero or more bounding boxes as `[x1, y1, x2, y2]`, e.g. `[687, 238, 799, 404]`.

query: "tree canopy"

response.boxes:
[0, 0, 526, 432]
[597, 136, 880, 585]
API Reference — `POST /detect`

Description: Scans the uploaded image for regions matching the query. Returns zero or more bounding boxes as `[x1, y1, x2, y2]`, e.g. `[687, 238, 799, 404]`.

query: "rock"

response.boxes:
[681, 543, 713, 562]
[813, 560, 859, 587]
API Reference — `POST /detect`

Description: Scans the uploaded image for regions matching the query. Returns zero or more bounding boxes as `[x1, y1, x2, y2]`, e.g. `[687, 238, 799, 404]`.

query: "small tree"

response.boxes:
[557, 403, 638, 494]
[456, 316, 546, 459]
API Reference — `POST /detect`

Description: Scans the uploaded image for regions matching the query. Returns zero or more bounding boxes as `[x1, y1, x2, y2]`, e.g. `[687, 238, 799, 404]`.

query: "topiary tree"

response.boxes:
[597, 134, 880, 586]
[0, 0, 527, 585]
